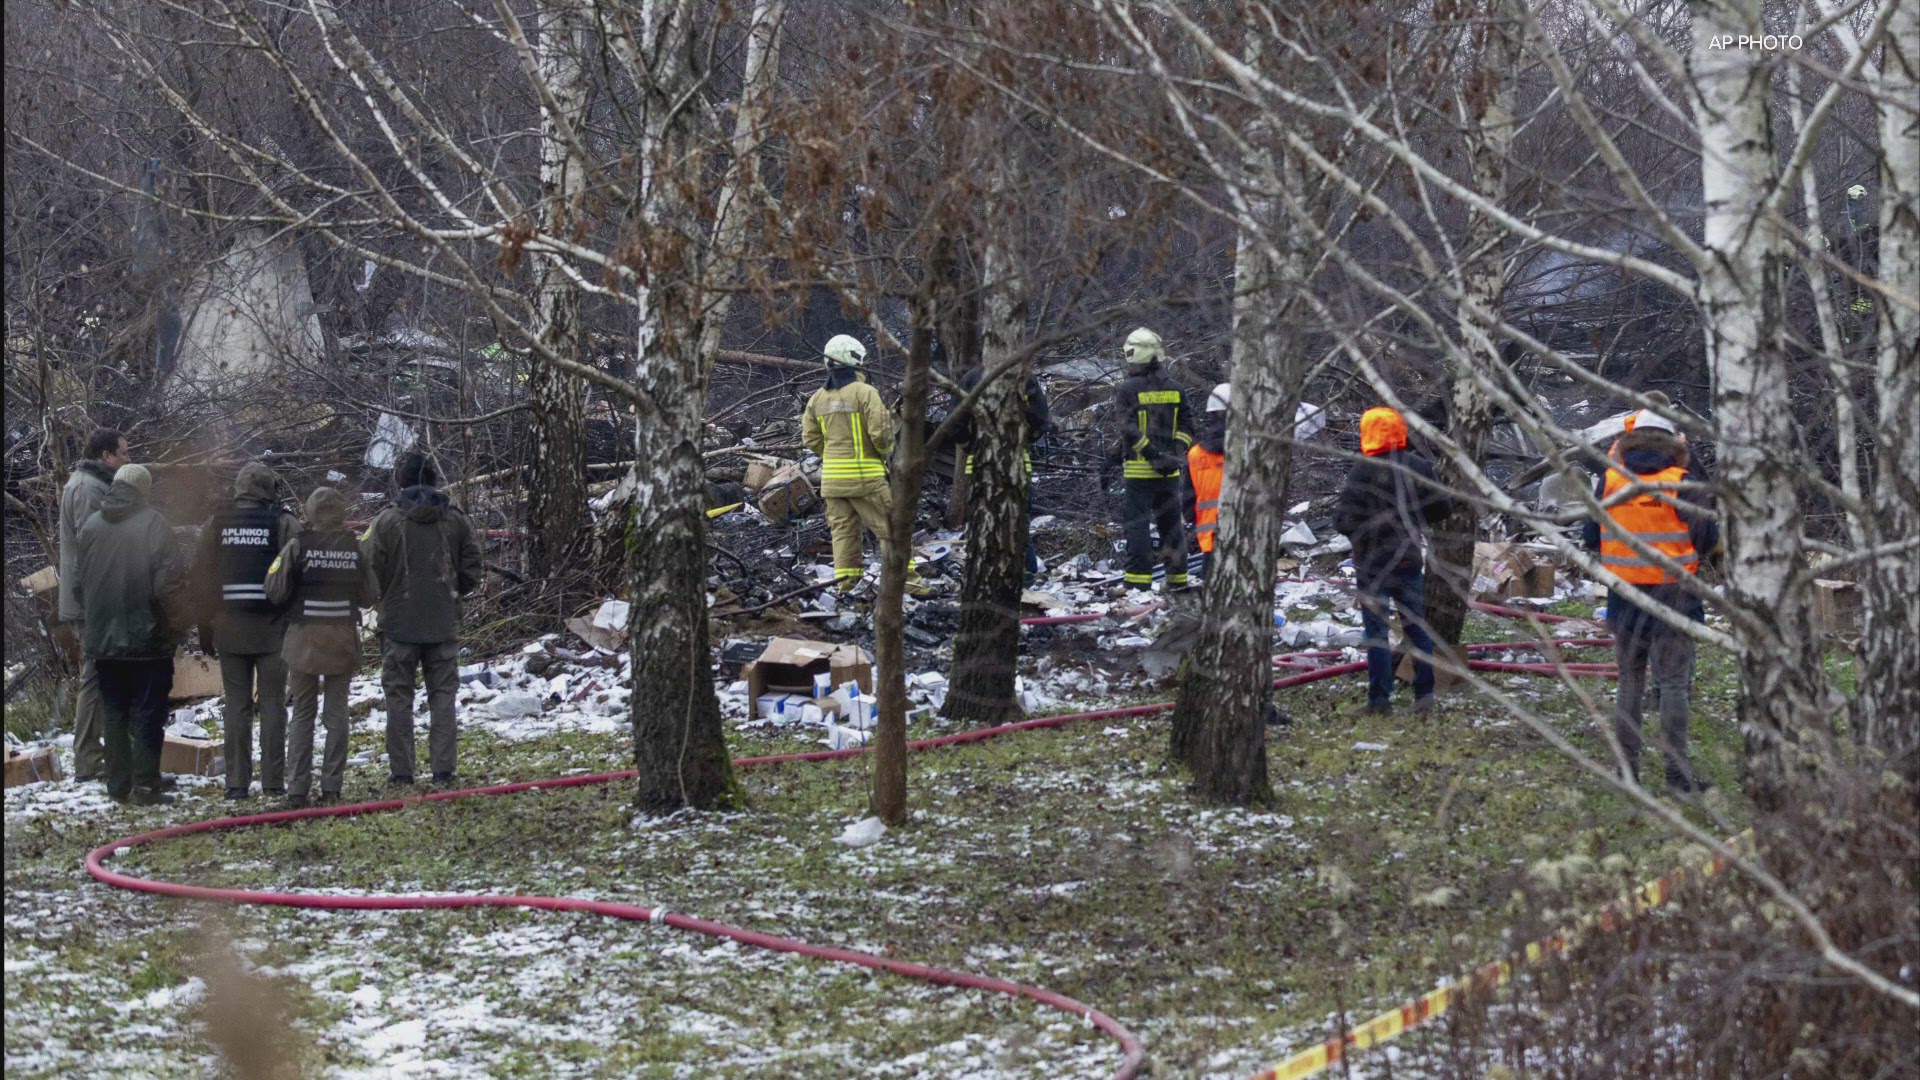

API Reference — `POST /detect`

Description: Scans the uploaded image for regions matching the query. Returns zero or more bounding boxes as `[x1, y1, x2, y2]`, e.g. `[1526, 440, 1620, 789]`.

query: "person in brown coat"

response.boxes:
[266, 487, 374, 807]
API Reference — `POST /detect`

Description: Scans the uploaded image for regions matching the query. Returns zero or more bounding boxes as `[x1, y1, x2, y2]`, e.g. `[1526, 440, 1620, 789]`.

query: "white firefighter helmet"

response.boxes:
[1122, 327, 1164, 366]
[823, 334, 867, 367]
[1206, 383, 1231, 413]
[1632, 408, 1676, 434]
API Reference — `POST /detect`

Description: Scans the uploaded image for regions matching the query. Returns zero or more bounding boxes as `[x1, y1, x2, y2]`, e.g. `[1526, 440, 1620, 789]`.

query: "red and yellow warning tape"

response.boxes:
[1250, 828, 1758, 1080]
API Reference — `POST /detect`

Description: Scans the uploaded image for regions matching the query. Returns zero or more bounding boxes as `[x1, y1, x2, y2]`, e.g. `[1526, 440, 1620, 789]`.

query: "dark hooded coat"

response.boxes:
[74, 479, 186, 659]
[361, 484, 483, 644]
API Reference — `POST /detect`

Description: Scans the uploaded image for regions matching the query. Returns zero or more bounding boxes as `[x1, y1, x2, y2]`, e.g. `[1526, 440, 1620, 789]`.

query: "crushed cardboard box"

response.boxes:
[756, 462, 817, 524]
[1472, 541, 1556, 601]
[745, 637, 872, 706]
[4, 746, 64, 788]
[160, 735, 221, 777]
[171, 654, 224, 700]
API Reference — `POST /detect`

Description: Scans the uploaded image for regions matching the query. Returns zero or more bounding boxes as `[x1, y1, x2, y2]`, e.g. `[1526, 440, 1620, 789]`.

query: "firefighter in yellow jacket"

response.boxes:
[801, 335, 925, 597]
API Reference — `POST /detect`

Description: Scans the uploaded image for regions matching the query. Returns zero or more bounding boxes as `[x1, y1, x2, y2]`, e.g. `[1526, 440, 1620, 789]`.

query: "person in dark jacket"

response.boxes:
[1331, 406, 1454, 714]
[73, 464, 183, 805]
[192, 461, 301, 800]
[1581, 413, 1719, 793]
[949, 365, 1052, 577]
[266, 487, 375, 807]
[1108, 328, 1193, 592]
[362, 452, 483, 786]
[59, 427, 130, 781]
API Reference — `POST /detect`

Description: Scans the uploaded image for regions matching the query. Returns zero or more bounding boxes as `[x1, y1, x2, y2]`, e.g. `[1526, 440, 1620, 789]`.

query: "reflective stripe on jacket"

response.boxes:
[1188, 444, 1223, 554]
[1600, 466, 1698, 584]
[964, 451, 1032, 477]
[802, 380, 893, 495]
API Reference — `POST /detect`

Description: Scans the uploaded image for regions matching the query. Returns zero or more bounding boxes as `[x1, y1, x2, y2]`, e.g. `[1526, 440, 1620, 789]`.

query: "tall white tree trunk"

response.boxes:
[1429, 1, 1519, 651]
[1690, 0, 1832, 807]
[1861, 1, 1920, 782]
[1170, 144, 1307, 804]
[527, 0, 593, 582]
[616, 0, 783, 811]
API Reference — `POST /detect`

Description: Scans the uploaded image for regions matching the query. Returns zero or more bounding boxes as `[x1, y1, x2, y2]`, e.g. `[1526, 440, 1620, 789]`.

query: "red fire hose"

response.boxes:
[86, 627, 1612, 1077]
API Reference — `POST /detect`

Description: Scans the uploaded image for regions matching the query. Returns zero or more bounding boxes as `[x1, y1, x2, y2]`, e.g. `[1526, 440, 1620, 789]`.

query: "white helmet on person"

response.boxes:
[1206, 383, 1231, 413]
[823, 334, 867, 368]
[1122, 327, 1164, 366]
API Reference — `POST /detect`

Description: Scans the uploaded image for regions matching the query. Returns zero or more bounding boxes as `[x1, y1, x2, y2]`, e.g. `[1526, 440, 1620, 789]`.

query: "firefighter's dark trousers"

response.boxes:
[1122, 477, 1188, 589]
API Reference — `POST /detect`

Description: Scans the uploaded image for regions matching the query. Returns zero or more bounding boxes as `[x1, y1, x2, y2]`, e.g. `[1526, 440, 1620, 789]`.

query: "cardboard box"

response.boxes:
[171, 654, 224, 700]
[1472, 541, 1556, 601]
[745, 637, 872, 705]
[756, 463, 816, 524]
[1394, 647, 1465, 694]
[1811, 578, 1861, 638]
[160, 735, 222, 777]
[4, 746, 64, 788]
[741, 457, 778, 492]
[18, 565, 59, 595]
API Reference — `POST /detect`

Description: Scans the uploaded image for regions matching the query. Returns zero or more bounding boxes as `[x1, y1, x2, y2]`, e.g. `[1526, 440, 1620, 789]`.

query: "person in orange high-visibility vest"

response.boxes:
[1582, 410, 1719, 794]
[1187, 383, 1229, 579]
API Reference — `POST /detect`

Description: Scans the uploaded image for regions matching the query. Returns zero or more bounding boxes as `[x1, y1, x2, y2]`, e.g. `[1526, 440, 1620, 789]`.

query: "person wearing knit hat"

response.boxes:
[74, 459, 185, 805]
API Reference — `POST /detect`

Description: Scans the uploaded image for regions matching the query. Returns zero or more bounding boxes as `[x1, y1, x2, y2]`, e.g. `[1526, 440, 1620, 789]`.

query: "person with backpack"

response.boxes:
[1108, 328, 1194, 594]
[362, 452, 483, 787]
[1331, 406, 1455, 714]
[192, 461, 300, 800]
[266, 486, 374, 807]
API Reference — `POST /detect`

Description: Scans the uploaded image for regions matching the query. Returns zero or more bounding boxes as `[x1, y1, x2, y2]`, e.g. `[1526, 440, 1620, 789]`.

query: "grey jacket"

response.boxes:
[58, 460, 117, 622]
[75, 479, 185, 660]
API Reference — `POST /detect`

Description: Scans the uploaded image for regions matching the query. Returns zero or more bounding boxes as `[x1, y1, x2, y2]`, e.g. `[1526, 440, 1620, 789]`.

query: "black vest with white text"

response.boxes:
[216, 504, 281, 614]
[291, 529, 361, 623]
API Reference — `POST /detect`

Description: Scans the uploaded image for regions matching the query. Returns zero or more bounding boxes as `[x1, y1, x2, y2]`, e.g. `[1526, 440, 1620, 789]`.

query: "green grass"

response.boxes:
[5, 614, 1754, 1077]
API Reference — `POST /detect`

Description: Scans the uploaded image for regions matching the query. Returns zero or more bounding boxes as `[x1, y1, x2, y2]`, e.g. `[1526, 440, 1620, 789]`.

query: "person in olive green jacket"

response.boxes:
[73, 464, 185, 806]
[799, 335, 924, 598]
[59, 427, 130, 781]
[362, 452, 483, 787]
[191, 461, 301, 800]
[266, 487, 374, 807]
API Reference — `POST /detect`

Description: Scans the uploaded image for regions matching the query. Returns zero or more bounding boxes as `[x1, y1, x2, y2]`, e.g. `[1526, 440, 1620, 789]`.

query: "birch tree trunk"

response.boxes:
[944, 237, 1029, 726]
[621, 0, 782, 812]
[1427, 3, 1517, 653]
[1860, 1, 1920, 783]
[1170, 148, 1304, 804]
[1690, 0, 1833, 809]
[527, 0, 592, 583]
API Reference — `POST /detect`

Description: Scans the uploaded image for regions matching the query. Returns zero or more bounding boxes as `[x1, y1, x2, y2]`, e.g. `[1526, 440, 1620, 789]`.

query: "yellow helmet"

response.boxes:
[824, 334, 867, 367]
[1123, 327, 1164, 366]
